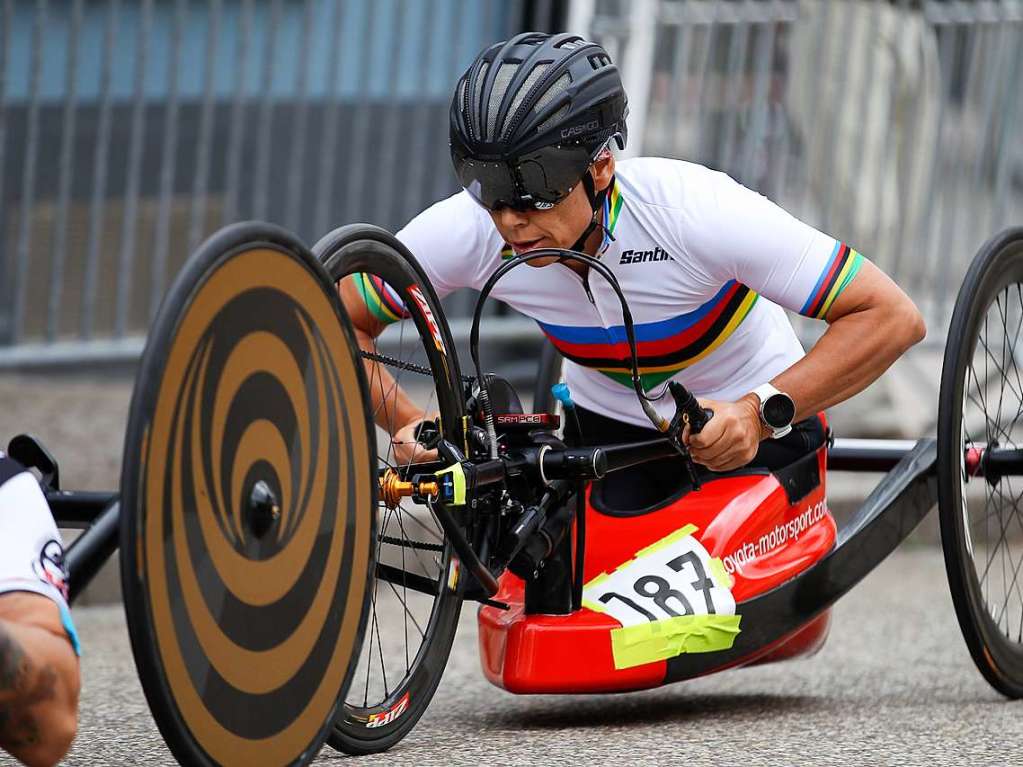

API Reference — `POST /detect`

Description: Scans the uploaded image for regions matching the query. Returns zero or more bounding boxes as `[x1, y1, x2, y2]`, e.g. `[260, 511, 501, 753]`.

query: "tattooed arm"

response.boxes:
[0, 594, 80, 767]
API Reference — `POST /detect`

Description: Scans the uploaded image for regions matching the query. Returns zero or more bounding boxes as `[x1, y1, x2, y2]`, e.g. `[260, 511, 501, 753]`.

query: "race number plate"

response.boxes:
[583, 525, 741, 670]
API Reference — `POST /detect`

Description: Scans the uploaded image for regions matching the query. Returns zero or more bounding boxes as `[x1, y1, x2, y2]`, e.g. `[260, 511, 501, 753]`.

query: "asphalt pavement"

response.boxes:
[2, 547, 1019, 767]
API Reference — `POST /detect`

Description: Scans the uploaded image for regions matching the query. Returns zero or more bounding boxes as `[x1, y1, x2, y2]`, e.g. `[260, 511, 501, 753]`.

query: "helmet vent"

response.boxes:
[487, 62, 518, 139]
[589, 54, 610, 70]
[472, 61, 490, 138]
[532, 72, 571, 118]
[536, 104, 569, 135]
[500, 63, 549, 139]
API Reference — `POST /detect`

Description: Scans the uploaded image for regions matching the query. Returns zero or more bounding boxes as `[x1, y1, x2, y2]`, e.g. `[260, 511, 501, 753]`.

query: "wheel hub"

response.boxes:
[247, 479, 280, 539]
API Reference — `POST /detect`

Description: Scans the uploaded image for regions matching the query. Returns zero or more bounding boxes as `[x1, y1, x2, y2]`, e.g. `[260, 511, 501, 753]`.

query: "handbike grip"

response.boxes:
[668, 381, 713, 434]
[541, 447, 607, 481]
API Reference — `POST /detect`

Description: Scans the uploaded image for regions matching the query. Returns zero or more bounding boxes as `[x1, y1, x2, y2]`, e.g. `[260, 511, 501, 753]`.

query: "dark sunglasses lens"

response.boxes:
[451, 152, 518, 210]
[516, 145, 594, 205]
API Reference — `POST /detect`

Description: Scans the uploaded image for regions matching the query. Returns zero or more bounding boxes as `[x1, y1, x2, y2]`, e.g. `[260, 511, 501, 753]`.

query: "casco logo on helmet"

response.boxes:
[560, 120, 600, 139]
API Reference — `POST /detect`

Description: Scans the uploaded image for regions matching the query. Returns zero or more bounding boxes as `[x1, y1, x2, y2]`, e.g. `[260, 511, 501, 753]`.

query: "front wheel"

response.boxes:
[314, 224, 466, 754]
[938, 226, 1023, 698]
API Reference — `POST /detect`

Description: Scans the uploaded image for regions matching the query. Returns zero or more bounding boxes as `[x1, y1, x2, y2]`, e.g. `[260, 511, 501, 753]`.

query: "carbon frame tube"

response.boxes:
[47, 490, 118, 528]
[65, 500, 120, 604]
[427, 498, 500, 597]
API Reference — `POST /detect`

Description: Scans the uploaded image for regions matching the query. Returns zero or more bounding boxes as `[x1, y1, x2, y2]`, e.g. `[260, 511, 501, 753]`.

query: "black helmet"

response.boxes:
[450, 32, 628, 211]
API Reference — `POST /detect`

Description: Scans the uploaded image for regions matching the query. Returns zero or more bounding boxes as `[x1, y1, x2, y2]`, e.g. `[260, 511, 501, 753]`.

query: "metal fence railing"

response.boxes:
[1, 0, 1021, 367]
[0, 0, 537, 366]
[576, 0, 1023, 340]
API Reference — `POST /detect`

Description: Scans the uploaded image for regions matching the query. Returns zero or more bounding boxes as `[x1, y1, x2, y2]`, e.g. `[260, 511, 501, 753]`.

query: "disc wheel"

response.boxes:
[938, 226, 1023, 698]
[120, 223, 376, 767]
[313, 225, 466, 755]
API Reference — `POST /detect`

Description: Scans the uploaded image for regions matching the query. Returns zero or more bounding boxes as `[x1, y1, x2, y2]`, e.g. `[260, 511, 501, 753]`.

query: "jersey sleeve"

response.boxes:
[0, 455, 81, 655]
[682, 169, 864, 320]
[353, 192, 488, 326]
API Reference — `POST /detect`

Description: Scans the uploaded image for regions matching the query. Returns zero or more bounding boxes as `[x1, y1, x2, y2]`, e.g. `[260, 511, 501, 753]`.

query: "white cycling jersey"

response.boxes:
[0, 452, 80, 655]
[377, 157, 863, 428]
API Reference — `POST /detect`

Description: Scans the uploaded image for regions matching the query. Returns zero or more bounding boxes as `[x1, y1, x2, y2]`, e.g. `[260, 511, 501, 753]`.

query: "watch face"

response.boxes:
[763, 393, 796, 429]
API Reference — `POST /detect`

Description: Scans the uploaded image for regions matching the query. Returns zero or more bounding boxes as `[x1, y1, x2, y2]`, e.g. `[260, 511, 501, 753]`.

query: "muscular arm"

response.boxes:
[0, 594, 79, 767]
[338, 277, 438, 463]
[689, 262, 926, 469]
[768, 259, 926, 421]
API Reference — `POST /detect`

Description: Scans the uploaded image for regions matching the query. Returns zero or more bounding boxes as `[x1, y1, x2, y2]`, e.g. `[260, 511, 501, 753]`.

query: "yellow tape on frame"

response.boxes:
[708, 557, 732, 589]
[610, 614, 742, 670]
[434, 463, 466, 505]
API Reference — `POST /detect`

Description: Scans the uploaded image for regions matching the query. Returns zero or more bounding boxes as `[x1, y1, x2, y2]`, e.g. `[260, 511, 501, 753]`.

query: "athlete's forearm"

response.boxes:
[0, 615, 78, 767]
[354, 325, 433, 435]
[771, 300, 925, 424]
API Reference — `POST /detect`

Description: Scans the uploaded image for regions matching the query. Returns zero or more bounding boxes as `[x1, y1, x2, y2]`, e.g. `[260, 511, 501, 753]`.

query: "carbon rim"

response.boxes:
[316, 229, 465, 750]
[958, 284, 1023, 649]
[939, 229, 1023, 697]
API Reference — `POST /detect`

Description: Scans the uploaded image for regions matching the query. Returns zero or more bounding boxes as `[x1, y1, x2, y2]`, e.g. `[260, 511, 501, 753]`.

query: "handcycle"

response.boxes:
[9, 222, 1023, 765]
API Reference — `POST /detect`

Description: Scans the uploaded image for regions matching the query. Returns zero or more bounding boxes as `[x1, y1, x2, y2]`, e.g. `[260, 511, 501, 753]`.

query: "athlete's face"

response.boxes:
[488, 153, 615, 267]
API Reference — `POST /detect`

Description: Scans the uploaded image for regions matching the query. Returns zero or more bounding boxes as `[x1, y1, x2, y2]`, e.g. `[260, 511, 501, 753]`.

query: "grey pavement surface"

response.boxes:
[2, 548, 1021, 767]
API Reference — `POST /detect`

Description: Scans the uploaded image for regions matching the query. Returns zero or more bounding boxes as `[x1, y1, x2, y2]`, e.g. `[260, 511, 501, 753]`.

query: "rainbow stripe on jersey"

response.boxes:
[601, 177, 623, 252]
[355, 273, 409, 324]
[800, 242, 863, 319]
[539, 280, 759, 391]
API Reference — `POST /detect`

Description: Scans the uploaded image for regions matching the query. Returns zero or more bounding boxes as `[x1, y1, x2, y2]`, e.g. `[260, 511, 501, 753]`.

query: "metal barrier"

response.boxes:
[0, 0, 534, 366]
[575, 0, 1023, 339]
[0, 0, 1021, 367]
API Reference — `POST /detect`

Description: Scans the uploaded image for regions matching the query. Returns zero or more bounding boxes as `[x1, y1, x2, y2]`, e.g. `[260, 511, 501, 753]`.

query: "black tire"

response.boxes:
[532, 339, 564, 415]
[313, 224, 465, 755]
[938, 226, 1023, 698]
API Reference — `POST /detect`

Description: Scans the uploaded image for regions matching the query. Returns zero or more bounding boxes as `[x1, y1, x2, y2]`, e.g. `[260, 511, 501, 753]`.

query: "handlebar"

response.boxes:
[415, 382, 716, 507]
[541, 447, 607, 481]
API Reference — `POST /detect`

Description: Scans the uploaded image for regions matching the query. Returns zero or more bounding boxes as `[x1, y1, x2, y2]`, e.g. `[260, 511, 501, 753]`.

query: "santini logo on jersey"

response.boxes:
[619, 246, 670, 265]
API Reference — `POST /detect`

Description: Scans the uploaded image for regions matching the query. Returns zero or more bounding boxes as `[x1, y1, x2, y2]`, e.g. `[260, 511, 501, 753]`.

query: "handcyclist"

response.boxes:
[0, 452, 80, 767]
[341, 32, 925, 507]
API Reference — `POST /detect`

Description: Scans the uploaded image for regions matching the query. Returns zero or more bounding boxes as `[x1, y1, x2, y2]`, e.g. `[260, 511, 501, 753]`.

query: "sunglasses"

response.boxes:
[451, 141, 601, 212]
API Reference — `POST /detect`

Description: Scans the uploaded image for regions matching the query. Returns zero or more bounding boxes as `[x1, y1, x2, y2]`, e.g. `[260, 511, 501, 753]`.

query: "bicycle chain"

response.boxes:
[377, 534, 446, 552]
[360, 349, 474, 383]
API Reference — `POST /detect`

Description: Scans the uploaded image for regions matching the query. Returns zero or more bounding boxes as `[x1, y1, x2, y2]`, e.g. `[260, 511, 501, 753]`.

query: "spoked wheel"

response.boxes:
[938, 227, 1023, 698]
[313, 225, 466, 755]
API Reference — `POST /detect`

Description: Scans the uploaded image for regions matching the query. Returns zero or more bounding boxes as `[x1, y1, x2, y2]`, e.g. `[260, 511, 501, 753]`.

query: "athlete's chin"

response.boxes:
[525, 255, 561, 268]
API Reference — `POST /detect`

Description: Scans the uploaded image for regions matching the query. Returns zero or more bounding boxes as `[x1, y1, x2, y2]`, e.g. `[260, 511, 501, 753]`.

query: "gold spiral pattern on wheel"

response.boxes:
[138, 247, 372, 766]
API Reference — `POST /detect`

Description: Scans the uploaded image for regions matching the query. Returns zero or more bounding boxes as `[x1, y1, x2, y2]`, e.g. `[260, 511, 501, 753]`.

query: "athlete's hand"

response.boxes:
[390, 414, 440, 466]
[683, 396, 763, 472]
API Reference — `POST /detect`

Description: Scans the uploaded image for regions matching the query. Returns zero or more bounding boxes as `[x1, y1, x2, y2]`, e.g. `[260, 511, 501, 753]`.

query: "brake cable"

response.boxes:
[469, 248, 673, 434]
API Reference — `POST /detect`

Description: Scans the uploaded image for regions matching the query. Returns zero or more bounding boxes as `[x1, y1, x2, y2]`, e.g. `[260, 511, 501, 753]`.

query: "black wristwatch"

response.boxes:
[750, 383, 796, 439]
